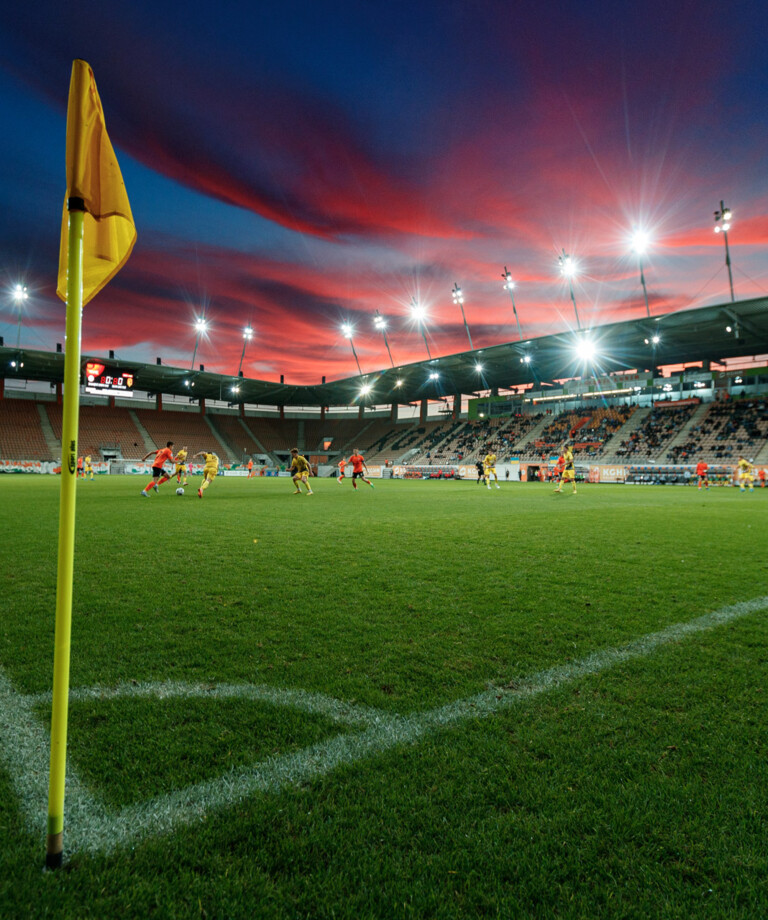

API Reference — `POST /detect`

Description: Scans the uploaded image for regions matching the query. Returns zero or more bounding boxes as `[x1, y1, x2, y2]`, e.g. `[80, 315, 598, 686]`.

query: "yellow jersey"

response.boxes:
[483, 453, 497, 469]
[176, 449, 188, 463]
[291, 455, 311, 474]
[203, 452, 219, 470]
[563, 447, 574, 469]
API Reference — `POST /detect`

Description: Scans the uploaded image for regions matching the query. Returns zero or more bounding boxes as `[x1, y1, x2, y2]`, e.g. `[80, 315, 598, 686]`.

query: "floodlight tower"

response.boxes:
[410, 296, 432, 359]
[341, 323, 363, 376]
[631, 231, 651, 317]
[558, 250, 581, 330]
[713, 201, 735, 302]
[373, 310, 395, 367]
[190, 316, 208, 369]
[237, 326, 254, 377]
[13, 284, 28, 348]
[501, 267, 524, 341]
[451, 283, 473, 350]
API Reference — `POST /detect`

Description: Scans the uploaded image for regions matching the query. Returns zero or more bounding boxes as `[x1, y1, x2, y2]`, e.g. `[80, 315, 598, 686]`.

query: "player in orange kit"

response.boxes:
[140, 441, 174, 497]
[695, 460, 709, 491]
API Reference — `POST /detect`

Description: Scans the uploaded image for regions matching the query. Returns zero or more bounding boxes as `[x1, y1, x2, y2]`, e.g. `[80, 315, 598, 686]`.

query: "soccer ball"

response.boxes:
[176, 487, 184, 496]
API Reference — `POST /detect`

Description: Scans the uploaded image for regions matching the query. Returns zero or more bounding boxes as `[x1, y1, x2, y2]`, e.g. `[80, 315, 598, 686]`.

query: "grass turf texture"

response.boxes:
[0, 474, 766, 918]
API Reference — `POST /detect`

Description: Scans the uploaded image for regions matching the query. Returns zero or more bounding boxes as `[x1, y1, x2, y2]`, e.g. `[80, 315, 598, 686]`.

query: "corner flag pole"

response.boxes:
[46, 200, 85, 869]
[46, 59, 136, 869]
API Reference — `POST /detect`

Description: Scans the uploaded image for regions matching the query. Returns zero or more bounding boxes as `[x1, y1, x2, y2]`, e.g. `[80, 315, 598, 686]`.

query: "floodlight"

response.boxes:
[12, 284, 28, 303]
[713, 201, 735, 301]
[395, 379, 403, 387]
[429, 371, 439, 380]
[575, 337, 596, 362]
[360, 383, 372, 396]
[475, 363, 484, 373]
[341, 323, 353, 338]
[411, 302, 426, 322]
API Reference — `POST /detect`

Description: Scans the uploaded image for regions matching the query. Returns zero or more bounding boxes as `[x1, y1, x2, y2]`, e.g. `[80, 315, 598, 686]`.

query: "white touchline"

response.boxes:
[0, 595, 765, 858]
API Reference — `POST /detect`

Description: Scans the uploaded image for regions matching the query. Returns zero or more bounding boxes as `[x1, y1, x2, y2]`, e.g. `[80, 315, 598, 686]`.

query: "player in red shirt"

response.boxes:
[337, 457, 346, 483]
[140, 441, 174, 497]
[695, 460, 709, 491]
[247, 458, 254, 478]
[553, 454, 565, 486]
[348, 449, 374, 490]
[759, 467, 766, 488]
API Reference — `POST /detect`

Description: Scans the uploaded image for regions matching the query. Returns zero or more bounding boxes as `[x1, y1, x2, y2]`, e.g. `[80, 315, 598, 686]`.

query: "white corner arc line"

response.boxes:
[0, 595, 765, 858]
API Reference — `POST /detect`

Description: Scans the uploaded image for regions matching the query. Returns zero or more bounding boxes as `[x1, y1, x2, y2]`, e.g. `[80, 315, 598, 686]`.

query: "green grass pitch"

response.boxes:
[1, 474, 767, 918]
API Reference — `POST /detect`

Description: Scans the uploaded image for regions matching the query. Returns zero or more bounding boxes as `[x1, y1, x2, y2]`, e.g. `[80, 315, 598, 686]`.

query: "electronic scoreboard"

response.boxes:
[84, 362, 135, 397]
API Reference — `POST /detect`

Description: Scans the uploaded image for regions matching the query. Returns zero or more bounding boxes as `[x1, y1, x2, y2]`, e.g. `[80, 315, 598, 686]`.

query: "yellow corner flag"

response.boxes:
[56, 59, 136, 306]
[47, 60, 135, 870]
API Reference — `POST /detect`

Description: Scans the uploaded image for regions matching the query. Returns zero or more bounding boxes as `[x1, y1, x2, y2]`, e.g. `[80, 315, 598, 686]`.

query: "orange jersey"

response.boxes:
[247, 460, 253, 469]
[153, 447, 174, 468]
[338, 459, 346, 471]
[554, 457, 565, 474]
[349, 454, 365, 473]
[695, 462, 708, 476]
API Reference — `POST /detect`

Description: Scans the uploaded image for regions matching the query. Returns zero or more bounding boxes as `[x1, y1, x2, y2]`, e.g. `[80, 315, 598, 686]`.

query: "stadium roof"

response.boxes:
[2, 296, 767, 408]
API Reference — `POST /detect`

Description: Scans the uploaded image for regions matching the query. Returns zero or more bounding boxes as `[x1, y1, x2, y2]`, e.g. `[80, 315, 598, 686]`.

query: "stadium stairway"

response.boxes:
[237, 418, 269, 456]
[37, 404, 61, 458]
[600, 407, 650, 462]
[511, 413, 558, 458]
[129, 410, 158, 453]
[658, 402, 709, 460]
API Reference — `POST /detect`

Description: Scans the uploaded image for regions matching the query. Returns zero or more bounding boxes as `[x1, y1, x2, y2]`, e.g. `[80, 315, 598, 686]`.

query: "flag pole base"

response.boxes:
[45, 833, 63, 869]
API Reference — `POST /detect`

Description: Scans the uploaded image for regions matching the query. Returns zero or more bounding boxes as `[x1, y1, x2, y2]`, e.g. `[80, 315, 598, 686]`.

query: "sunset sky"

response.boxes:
[1, 0, 766, 385]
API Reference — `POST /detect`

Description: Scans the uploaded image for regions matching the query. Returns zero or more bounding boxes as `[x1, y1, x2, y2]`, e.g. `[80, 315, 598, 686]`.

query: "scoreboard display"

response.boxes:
[84, 362, 135, 397]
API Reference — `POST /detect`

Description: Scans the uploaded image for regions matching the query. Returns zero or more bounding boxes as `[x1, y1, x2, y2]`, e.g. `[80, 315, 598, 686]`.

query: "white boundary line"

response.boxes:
[0, 595, 765, 858]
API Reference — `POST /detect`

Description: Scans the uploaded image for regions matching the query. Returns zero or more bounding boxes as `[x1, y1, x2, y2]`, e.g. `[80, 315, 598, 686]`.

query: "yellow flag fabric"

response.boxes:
[56, 60, 136, 306]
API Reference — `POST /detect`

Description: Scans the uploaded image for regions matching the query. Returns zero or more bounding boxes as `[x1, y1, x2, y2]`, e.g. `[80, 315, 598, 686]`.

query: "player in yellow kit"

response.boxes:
[483, 452, 500, 490]
[83, 455, 94, 480]
[193, 450, 219, 498]
[554, 443, 577, 494]
[173, 445, 188, 486]
[289, 448, 313, 495]
[737, 456, 755, 493]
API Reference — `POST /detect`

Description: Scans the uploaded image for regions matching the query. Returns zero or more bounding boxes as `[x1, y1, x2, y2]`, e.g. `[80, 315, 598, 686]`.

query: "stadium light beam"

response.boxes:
[501, 267, 524, 341]
[237, 326, 254, 377]
[341, 323, 364, 377]
[713, 200, 735, 302]
[451, 283, 473, 350]
[373, 309, 395, 367]
[558, 250, 581, 329]
[12, 283, 28, 349]
[410, 296, 432, 359]
[631, 231, 652, 317]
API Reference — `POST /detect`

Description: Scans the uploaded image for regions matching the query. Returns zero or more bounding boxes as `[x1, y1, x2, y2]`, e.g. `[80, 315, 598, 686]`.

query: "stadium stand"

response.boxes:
[44, 404, 146, 460]
[208, 413, 265, 459]
[0, 399, 55, 460]
[133, 408, 237, 462]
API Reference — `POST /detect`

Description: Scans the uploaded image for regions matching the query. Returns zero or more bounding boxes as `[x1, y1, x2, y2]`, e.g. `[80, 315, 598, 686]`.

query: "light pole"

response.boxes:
[373, 310, 395, 367]
[558, 250, 581, 329]
[237, 326, 254, 376]
[451, 283, 473, 350]
[501, 267, 523, 340]
[191, 317, 208, 369]
[713, 200, 735, 303]
[631, 231, 651, 317]
[410, 297, 432, 359]
[341, 323, 363, 376]
[13, 284, 28, 348]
